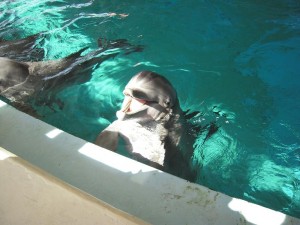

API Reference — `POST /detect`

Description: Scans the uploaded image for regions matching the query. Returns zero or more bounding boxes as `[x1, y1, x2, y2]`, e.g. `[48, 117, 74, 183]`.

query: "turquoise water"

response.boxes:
[1, 0, 300, 218]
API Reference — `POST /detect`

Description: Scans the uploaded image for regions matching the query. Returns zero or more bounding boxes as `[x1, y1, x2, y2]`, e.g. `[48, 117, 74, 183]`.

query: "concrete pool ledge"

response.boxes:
[0, 100, 299, 225]
[0, 147, 149, 225]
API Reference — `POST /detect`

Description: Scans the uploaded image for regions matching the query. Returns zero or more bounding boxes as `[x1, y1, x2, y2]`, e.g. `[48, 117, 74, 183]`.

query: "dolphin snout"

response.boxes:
[120, 95, 147, 113]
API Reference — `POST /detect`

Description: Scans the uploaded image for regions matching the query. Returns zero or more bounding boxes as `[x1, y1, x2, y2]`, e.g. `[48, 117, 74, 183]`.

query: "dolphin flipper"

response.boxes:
[95, 123, 120, 151]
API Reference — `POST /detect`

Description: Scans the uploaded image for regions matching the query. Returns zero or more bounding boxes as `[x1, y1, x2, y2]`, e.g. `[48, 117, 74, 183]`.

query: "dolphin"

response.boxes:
[0, 48, 116, 113]
[95, 71, 195, 181]
[0, 34, 143, 115]
[0, 33, 44, 61]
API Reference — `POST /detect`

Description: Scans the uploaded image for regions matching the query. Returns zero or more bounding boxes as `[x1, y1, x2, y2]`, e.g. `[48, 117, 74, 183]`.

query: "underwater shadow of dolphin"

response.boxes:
[0, 34, 144, 115]
[95, 71, 196, 181]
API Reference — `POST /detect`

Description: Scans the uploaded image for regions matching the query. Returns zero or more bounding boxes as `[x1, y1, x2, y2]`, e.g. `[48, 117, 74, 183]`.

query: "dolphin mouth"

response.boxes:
[121, 95, 147, 114]
[116, 95, 149, 120]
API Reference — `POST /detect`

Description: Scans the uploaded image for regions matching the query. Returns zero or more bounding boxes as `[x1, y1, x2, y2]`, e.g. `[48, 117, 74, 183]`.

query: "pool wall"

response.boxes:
[0, 99, 299, 225]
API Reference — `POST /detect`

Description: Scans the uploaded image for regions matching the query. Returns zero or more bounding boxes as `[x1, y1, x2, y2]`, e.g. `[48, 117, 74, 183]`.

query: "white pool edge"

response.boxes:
[0, 100, 299, 225]
[0, 146, 150, 225]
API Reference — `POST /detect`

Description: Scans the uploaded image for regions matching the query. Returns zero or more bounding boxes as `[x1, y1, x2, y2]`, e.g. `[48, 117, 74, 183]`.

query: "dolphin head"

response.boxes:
[116, 71, 180, 122]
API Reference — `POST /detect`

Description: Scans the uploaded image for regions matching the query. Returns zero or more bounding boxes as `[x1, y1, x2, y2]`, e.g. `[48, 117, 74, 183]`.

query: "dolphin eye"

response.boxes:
[164, 99, 173, 108]
[131, 90, 148, 100]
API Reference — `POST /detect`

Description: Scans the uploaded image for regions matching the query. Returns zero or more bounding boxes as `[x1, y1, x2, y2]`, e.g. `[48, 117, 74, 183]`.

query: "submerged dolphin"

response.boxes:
[0, 49, 115, 113]
[0, 33, 44, 61]
[95, 71, 195, 180]
[0, 34, 143, 115]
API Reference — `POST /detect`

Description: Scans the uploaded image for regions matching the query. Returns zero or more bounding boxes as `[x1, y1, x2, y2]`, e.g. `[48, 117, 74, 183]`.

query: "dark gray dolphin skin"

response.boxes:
[0, 33, 44, 61]
[95, 71, 195, 181]
[0, 34, 142, 115]
[0, 49, 115, 113]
